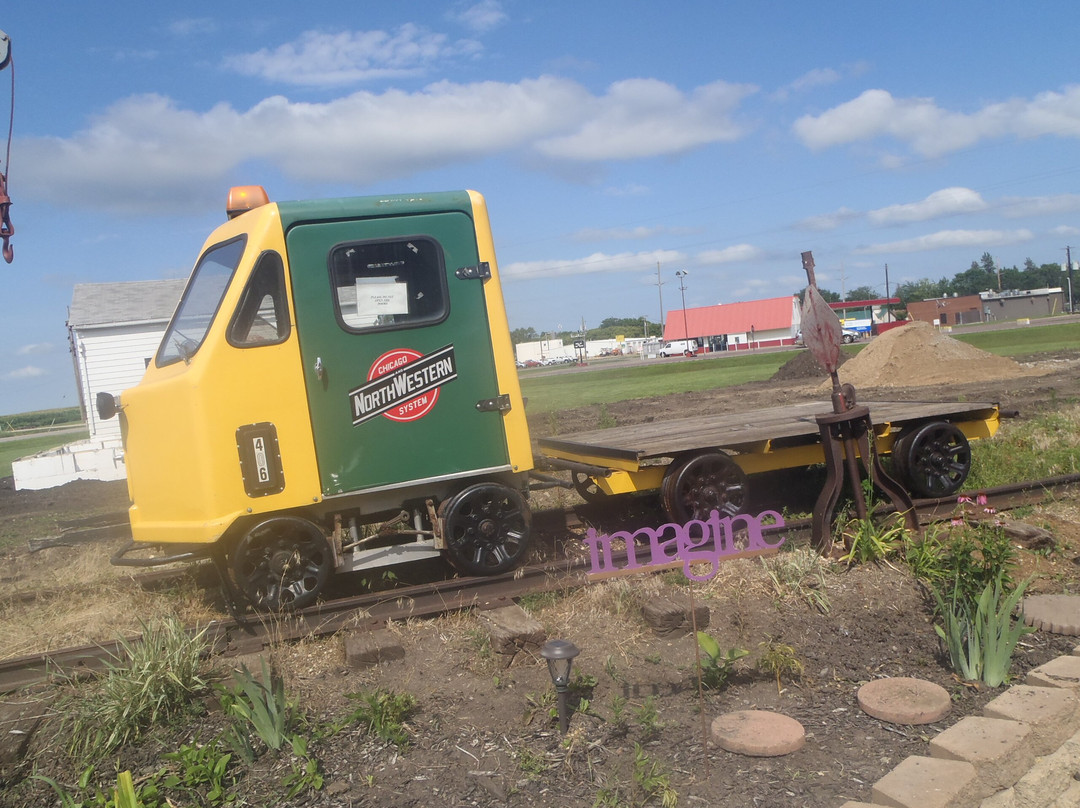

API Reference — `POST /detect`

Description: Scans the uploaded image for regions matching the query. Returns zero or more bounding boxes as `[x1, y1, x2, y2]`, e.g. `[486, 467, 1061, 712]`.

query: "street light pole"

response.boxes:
[675, 270, 691, 355]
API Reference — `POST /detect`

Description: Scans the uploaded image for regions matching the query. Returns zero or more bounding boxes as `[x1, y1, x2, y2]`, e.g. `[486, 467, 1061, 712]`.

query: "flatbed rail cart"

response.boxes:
[535, 399, 1003, 523]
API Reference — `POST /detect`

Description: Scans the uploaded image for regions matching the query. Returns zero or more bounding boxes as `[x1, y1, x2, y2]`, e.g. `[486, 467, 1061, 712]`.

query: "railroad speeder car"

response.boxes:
[103, 185, 1004, 612]
[104, 187, 534, 610]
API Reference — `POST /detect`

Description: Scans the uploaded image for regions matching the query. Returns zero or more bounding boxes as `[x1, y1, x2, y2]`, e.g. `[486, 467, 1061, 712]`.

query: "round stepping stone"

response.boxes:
[1021, 595, 1080, 635]
[857, 677, 950, 725]
[710, 710, 805, 757]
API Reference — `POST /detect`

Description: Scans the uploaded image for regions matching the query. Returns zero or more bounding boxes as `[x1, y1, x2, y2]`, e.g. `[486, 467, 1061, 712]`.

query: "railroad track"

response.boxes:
[2, 473, 1077, 694]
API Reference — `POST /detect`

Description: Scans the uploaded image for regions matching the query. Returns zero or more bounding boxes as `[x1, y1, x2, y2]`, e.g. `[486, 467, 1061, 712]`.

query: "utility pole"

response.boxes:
[656, 262, 665, 332]
[1067, 246, 1075, 314]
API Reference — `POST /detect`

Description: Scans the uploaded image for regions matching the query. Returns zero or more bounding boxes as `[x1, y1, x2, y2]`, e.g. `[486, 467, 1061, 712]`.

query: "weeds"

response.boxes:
[337, 688, 417, 747]
[695, 632, 748, 689]
[838, 513, 907, 565]
[757, 639, 803, 695]
[62, 618, 210, 764]
[761, 548, 831, 612]
[218, 658, 293, 760]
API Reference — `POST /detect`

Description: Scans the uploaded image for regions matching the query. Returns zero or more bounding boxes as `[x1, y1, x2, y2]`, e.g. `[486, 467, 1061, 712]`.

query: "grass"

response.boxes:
[520, 350, 798, 413]
[968, 404, 1080, 489]
[953, 322, 1080, 357]
[0, 430, 89, 478]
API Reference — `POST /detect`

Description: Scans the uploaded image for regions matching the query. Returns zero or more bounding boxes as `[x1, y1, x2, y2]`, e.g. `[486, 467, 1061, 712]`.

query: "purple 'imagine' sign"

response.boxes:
[583, 509, 786, 582]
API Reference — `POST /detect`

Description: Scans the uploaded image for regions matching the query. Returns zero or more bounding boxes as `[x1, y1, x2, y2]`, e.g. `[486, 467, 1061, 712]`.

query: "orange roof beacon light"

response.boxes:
[226, 185, 270, 219]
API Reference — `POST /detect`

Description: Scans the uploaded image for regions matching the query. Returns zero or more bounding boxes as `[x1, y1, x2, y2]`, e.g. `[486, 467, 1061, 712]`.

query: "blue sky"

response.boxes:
[2, 2, 1079, 414]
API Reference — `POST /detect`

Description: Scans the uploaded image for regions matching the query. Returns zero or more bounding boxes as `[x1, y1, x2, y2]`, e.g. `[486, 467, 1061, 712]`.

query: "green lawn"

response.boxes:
[0, 430, 88, 478]
[519, 321, 1078, 415]
[952, 322, 1080, 357]
[520, 350, 799, 413]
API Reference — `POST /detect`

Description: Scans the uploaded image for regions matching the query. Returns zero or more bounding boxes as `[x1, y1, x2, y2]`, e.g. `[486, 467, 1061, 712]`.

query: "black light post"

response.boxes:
[540, 638, 580, 734]
[675, 270, 691, 354]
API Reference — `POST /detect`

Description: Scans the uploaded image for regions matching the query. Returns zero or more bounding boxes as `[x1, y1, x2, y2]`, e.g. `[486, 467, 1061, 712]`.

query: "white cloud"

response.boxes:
[796, 207, 861, 232]
[224, 25, 481, 86]
[16, 343, 52, 356]
[451, 0, 508, 33]
[695, 244, 763, 265]
[572, 225, 697, 242]
[501, 249, 684, 279]
[170, 18, 218, 37]
[535, 79, 757, 160]
[793, 85, 1080, 157]
[1051, 225, 1080, 237]
[772, 62, 870, 102]
[17, 77, 757, 214]
[869, 187, 987, 225]
[999, 193, 1080, 219]
[855, 228, 1034, 255]
[3, 366, 46, 380]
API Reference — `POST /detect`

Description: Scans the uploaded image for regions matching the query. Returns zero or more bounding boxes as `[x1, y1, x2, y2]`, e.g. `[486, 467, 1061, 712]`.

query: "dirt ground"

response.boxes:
[3, 336, 1080, 807]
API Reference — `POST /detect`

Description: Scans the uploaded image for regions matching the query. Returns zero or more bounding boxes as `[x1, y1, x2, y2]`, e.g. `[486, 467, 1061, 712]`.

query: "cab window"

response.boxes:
[157, 237, 246, 366]
[228, 251, 290, 346]
[329, 237, 448, 332]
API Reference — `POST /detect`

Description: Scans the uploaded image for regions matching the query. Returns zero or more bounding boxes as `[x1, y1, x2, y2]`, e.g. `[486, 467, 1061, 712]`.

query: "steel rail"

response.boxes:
[2, 473, 1077, 694]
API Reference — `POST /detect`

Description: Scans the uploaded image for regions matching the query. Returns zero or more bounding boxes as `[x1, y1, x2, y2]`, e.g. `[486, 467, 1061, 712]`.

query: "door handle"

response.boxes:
[314, 356, 324, 380]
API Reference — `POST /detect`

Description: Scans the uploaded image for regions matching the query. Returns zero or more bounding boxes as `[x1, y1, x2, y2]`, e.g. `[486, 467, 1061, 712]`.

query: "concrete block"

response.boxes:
[344, 629, 404, 668]
[929, 716, 1034, 797]
[871, 755, 978, 808]
[1026, 655, 1080, 689]
[1012, 729, 1080, 808]
[978, 789, 1016, 808]
[642, 595, 709, 636]
[983, 685, 1080, 757]
[478, 604, 546, 655]
[1048, 780, 1080, 808]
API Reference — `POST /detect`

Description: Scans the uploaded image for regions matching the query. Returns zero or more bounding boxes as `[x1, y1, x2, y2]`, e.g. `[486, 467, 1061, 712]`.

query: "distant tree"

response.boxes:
[896, 278, 949, 304]
[795, 287, 841, 303]
[949, 264, 996, 297]
[844, 285, 878, 302]
[979, 252, 996, 275]
[510, 326, 538, 344]
[588, 316, 661, 340]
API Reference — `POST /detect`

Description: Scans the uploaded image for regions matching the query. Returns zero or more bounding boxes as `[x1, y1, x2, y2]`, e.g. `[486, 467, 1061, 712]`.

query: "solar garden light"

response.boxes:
[540, 638, 580, 734]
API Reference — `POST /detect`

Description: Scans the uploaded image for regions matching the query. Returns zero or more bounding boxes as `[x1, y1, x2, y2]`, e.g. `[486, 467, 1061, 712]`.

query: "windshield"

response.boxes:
[157, 237, 247, 366]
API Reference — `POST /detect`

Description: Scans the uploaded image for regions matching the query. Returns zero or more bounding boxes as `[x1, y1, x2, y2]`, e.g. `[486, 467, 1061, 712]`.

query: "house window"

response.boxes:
[939, 312, 949, 324]
[329, 237, 448, 333]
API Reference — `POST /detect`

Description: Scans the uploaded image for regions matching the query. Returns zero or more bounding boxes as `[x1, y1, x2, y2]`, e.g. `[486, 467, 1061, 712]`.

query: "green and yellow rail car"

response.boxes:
[104, 185, 1004, 611]
[105, 187, 534, 610]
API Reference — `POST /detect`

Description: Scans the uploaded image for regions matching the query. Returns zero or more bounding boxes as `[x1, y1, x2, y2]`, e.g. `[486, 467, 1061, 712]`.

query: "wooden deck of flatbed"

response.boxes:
[536, 399, 1000, 471]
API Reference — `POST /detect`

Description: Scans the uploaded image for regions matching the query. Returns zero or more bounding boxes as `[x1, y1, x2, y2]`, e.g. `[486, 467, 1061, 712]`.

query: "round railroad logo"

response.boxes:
[367, 348, 441, 422]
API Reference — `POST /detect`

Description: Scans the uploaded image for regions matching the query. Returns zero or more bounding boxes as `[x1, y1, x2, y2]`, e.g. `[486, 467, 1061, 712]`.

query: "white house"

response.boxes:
[13, 279, 185, 490]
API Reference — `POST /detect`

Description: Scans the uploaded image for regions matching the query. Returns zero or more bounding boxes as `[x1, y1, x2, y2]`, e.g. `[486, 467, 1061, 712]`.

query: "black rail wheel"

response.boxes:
[439, 483, 532, 576]
[661, 451, 747, 523]
[572, 471, 607, 503]
[230, 517, 332, 611]
[893, 421, 972, 498]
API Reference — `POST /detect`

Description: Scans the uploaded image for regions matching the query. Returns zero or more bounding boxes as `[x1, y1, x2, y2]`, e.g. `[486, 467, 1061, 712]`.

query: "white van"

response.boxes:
[659, 339, 699, 357]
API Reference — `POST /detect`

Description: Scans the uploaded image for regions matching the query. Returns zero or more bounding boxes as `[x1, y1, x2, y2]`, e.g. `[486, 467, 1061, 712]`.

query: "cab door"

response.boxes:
[287, 209, 510, 496]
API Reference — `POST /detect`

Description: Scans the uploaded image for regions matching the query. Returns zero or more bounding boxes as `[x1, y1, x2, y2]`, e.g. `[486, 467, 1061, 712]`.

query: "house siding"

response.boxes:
[73, 325, 165, 443]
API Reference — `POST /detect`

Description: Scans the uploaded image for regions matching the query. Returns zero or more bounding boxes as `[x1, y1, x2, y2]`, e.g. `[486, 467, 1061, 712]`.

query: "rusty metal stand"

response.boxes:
[811, 388, 920, 554]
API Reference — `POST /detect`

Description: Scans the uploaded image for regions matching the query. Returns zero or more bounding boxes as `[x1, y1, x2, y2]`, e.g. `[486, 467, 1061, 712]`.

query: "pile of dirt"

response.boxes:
[770, 348, 848, 382]
[832, 321, 1030, 388]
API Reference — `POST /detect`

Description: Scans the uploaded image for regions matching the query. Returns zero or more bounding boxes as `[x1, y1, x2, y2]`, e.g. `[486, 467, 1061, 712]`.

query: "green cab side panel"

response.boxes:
[281, 193, 510, 496]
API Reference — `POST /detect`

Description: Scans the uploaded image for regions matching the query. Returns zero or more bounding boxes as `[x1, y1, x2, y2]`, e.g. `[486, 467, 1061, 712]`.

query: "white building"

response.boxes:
[13, 279, 185, 490]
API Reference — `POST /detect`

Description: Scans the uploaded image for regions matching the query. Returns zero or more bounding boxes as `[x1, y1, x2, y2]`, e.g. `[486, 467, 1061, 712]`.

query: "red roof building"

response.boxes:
[663, 295, 801, 351]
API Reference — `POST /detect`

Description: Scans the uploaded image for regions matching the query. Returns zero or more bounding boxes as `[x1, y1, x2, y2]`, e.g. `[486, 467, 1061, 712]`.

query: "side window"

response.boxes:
[228, 251, 291, 347]
[329, 237, 448, 332]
